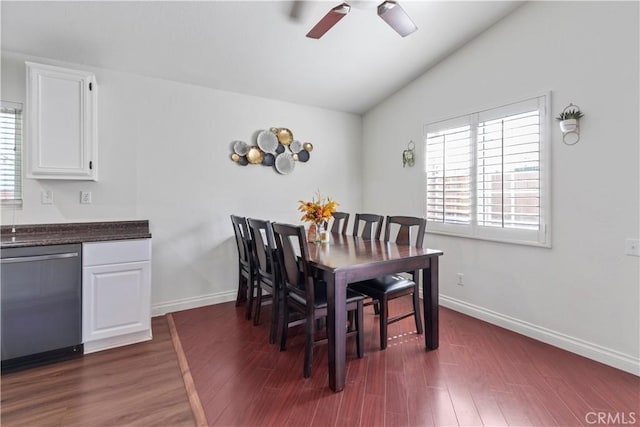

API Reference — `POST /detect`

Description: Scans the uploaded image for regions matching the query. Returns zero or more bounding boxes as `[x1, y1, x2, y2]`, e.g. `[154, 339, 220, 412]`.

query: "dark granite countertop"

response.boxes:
[0, 220, 151, 248]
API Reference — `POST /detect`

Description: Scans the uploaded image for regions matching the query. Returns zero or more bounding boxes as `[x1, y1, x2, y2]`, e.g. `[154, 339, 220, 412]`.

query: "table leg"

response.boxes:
[326, 272, 347, 392]
[423, 257, 439, 350]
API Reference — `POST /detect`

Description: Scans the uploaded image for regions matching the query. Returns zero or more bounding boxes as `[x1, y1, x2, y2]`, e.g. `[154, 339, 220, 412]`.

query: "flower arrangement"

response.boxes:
[298, 192, 338, 227]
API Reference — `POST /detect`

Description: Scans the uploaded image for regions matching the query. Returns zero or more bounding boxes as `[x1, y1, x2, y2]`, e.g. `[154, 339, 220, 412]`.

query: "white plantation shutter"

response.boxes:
[477, 110, 541, 230]
[425, 94, 549, 246]
[426, 121, 472, 225]
[0, 101, 23, 205]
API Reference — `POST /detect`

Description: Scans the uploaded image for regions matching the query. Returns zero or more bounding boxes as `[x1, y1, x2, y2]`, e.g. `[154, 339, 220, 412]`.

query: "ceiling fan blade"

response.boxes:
[306, 3, 351, 39]
[377, 1, 417, 37]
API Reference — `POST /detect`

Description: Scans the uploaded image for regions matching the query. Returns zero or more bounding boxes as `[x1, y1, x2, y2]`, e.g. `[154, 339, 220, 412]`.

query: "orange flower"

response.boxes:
[298, 191, 339, 226]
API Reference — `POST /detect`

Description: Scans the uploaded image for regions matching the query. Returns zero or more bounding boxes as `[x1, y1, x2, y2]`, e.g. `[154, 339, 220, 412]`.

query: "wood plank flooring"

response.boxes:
[170, 301, 640, 427]
[1, 317, 195, 426]
[2, 300, 639, 427]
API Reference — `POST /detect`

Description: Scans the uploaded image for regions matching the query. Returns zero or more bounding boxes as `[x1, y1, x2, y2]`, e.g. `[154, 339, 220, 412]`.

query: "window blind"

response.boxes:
[1, 101, 23, 205]
[477, 110, 541, 230]
[426, 123, 472, 225]
[424, 94, 549, 246]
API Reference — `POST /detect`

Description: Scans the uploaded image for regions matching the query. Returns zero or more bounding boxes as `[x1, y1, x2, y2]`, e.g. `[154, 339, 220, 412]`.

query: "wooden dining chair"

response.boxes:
[230, 215, 256, 320]
[349, 215, 426, 349]
[246, 218, 281, 344]
[272, 222, 365, 378]
[330, 212, 350, 235]
[352, 213, 384, 240]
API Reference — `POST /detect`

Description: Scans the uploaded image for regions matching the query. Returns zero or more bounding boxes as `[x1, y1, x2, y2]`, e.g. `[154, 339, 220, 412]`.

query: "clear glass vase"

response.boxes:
[314, 222, 323, 243]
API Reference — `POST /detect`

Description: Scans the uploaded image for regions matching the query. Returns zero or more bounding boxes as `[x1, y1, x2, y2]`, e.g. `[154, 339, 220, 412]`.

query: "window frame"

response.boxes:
[1, 101, 23, 207]
[424, 93, 551, 247]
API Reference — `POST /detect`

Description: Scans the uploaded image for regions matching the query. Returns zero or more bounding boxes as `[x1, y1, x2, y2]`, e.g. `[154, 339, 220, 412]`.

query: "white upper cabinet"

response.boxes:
[26, 62, 97, 180]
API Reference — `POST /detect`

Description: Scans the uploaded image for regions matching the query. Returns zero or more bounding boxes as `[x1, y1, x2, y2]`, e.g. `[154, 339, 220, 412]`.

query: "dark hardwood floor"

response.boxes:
[2, 300, 638, 427]
[1, 317, 195, 426]
[171, 301, 640, 427]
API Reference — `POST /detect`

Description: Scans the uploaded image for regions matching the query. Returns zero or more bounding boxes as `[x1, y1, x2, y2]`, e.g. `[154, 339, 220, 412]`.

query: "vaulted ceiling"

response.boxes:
[1, 1, 522, 114]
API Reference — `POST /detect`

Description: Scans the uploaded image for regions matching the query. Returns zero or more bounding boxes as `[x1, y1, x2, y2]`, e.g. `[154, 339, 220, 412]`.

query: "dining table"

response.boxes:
[307, 233, 443, 392]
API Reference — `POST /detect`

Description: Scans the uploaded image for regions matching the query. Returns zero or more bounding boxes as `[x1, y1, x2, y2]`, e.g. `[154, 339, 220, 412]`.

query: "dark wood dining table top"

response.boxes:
[307, 233, 442, 279]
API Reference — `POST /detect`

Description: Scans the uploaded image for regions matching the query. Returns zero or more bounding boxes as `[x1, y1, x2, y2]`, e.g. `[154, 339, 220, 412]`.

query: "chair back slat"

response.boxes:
[247, 218, 276, 283]
[230, 215, 251, 267]
[330, 212, 350, 235]
[384, 216, 426, 248]
[273, 223, 314, 304]
[352, 213, 384, 240]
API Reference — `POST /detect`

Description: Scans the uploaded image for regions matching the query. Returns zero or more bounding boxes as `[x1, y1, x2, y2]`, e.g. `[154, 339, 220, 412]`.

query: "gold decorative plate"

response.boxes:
[276, 128, 293, 146]
[246, 146, 264, 164]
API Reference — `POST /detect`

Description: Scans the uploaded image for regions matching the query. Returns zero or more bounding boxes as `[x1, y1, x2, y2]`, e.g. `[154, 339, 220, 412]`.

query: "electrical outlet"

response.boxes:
[80, 191, 92, 204]
[41, 190, 53, 204]
[457, 273, 464, 286]
[625, 239, 639, 257]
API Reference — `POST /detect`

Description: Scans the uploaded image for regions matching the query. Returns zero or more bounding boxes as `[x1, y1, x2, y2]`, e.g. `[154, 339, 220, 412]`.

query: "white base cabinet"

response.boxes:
[82, 239, 151, 353]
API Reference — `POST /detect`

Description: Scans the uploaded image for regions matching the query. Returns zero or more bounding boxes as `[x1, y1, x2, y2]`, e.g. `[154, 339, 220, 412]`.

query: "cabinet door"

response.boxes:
[26, 62, 97, 180]
[82, 261, 150, 343]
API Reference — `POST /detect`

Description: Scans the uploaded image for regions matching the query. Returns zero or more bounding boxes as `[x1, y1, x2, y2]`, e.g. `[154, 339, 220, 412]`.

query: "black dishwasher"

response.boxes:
[1, 243, 83, 372]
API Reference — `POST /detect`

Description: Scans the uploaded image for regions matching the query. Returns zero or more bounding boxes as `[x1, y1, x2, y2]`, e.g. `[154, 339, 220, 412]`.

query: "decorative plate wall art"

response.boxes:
[230, 127, 313, 175]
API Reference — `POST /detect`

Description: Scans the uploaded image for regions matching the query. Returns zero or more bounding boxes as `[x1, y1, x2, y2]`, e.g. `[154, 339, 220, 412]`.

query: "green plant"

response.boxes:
[556, 109, 584, 121]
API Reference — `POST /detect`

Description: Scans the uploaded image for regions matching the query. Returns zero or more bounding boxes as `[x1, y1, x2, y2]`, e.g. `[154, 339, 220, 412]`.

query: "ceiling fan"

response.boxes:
[305, 1, 417, 39]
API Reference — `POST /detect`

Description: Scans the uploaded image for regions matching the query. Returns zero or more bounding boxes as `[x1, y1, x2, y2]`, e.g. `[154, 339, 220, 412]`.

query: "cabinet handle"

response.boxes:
[1, 252, 79, 264]
[89, 161, 93, 170]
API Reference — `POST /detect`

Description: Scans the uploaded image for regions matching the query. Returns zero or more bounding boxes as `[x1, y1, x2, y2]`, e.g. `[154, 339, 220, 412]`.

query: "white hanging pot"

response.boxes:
[559, 119, 577, 133]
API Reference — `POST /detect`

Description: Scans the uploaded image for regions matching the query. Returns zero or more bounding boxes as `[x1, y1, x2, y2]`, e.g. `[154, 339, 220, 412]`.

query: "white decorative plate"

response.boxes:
[257, 130, 278, 153]
[290, 140, 303, 153]
[275, 152, 295, 175]
[233, 140, 249, 156]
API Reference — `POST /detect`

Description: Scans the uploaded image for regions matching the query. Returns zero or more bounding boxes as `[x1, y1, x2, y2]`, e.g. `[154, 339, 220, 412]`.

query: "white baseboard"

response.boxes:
[84, 330, 152, 354]
[151, 290, 237, 316]
[439, 295, 640, 376]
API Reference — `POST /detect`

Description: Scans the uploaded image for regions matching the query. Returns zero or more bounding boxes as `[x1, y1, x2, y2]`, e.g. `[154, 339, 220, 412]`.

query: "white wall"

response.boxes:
[362, 1, 639, 374]
[1, 51, 363, 313]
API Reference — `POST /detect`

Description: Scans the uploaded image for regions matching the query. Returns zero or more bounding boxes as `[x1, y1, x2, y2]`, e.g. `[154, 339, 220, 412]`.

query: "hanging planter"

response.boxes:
[559, 118, 578, 133]
[556, 104, 584, 145]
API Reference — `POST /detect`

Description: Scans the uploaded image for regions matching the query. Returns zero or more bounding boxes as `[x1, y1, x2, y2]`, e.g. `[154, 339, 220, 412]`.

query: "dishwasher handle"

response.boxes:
[1, 252, 79, 264]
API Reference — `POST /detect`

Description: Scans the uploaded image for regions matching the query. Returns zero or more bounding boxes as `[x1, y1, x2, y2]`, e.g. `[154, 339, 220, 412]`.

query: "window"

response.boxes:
[425, 94, 549, 246]
[1, 101, 23, 205]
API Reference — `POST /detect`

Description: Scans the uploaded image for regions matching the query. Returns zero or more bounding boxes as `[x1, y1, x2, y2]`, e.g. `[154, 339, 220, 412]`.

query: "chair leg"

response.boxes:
[373, 301, 380, 315]
[246, 276, 255, 320]
[235, 273, 246, 306]
[379, 297, 389, 350]
[269, 287, 279, 344]
[280, 299, 289, 352]
[356, 301, 364, 358]
[304, 312, 314, 378]
[413, 287, 423, 335]
[347, 310, 355, 329]
[253, 285, 263, 326]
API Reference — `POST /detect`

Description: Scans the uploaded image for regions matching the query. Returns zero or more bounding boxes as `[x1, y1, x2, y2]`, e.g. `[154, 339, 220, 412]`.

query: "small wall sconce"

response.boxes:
[403, 140, 415, 167]
[556, 103, 583, 145]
